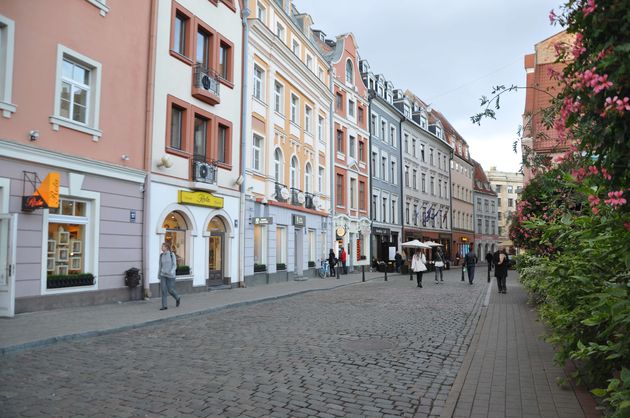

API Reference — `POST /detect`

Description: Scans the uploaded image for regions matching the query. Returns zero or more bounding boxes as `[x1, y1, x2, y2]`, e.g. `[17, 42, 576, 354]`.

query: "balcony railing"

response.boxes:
[304, 192, 316, 209]
[290, 187, 304, 206]
[191, 155, 218, 186]
[192, 64, 220, 105]
[275, 182, 289, 202]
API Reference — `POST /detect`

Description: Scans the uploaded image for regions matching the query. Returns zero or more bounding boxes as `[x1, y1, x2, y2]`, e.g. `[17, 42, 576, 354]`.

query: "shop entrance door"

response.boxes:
[0, 214, 17, 317]
[208, 233, 224, 286]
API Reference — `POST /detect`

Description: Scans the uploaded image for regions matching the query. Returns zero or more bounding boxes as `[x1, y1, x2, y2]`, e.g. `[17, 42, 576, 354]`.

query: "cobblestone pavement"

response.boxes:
[1, 273, 486, 417]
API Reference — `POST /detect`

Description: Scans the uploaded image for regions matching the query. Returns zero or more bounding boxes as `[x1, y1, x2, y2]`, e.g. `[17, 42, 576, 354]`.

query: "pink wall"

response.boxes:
[0, 0, 151, 170]
[333, 34, 367, 99]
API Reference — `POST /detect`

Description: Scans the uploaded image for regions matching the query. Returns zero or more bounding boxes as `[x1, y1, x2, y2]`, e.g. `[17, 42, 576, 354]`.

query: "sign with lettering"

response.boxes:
[372, 227, 390, 235]
[253, 217, 273, 225]
[292, 214, 306, 227]
[178, 190, 224, 208]
[22, 172, 60, 211]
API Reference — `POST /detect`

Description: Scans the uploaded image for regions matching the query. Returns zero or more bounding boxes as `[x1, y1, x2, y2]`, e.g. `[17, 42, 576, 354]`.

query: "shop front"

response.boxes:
[451, 232, 474, 265]
[333, 216, 371, 273]
[149, 184, 239, 296]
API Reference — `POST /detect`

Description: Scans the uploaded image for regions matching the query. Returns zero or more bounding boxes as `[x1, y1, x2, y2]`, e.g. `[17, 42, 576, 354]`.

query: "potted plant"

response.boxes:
[176, 265, 191, 275]
[276, 263, 286, 271]
[47, 273, 95, 289]
[308, 261, 315, 268]
[254, 263, 267, 272]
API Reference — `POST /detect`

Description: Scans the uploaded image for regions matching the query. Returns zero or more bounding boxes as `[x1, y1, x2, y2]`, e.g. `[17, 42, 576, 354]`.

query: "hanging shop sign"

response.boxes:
[252, 217, 273, 225]
[460, 236, 469, 242]
[22, 172, 60, 211]
[292, 214, 306, 227]
[178, 190, 224, 208]
[335, 226, 346, 238]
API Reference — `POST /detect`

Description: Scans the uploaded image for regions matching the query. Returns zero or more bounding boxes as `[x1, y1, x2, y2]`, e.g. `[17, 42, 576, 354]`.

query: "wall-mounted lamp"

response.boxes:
[121, 154, 130, 161]
[235, 175, 244, 186]
[29, 130, 39, 141]
[157, 155, 173, 168]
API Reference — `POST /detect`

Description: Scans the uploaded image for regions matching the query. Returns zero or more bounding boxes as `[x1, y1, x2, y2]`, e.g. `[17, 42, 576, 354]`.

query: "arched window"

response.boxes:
[274, 148, 283, 183]
[163, 211, 189, 269]
[305, 163, 312, 193]
[290, 156, 298, 189]
[345, 59, 353, 84]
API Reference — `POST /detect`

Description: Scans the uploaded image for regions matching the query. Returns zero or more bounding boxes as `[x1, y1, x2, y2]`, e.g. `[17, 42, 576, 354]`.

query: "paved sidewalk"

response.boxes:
[440, 273, 601, 418]
[0, 269, 389, 354]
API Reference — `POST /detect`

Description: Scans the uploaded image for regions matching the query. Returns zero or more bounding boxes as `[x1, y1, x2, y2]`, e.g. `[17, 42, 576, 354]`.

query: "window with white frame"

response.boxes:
[350, 178, 357, 209]
[304, 105, 312, 133]
[274, 148, 283, 183]
[256, 1, 266, 22]
[51, 45, 102, 139]
[318, 166, 324, 193]
[420, 114, 427, 129]
[290, 94, 299, 124]
[253, 64, 264, 100]
[306, 54, 313, 71]
[292, 38, 300, 56]
[371, 113, 377, 136]
[254, 224, 267, 266]
[348, 99, 355, 117]
[290, 156, 298, 189]
[276, 22, 285, 40]
[372, 152, 378, 178]
[381, 156, 387, 181]
[349, 135, 356, 159]
[274, 81, 283, 113]
[318, 115, 324, 142]
[390, 126, 396, 145]
[381, 120, 387, 142]
[305, 163, 312, 193]
[382, 196, 388, 222]
[345, 59, 353, 84]
[391, 199, 397, 224]
[0, 15, 16, 118]
[405, 202, 410, 224]
[252, 134, 263, 171]
[412, 169, 417, 190]
[390, 161, 396, 185]
[435, 126, 442, 138]
[276, 226, 287, 264]
[404, 165, 409, 187]
[318, 67, 324, 81]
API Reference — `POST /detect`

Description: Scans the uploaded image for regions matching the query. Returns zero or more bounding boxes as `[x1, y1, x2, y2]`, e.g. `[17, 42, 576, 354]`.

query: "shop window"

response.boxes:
[276, 226, 287, 264]
[207, 217, 225, 275]
[47, 198, 90, 288]
[254, 224, 267, 267]
[163, 211, 189, 269]
[308, 229, 316, 263]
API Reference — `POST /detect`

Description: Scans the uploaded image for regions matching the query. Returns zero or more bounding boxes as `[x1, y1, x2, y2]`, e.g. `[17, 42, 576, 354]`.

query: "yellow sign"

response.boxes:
[178, 190, 224, 208]
[36, 172, 60, 208]
[336, 226, 346, 237]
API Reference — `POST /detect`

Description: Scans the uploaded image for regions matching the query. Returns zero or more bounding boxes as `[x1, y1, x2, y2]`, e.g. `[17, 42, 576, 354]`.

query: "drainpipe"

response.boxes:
[238, 6, 250, 287]
[398, 115, 404, 248]
[328, 65, 335, 254]
[142, 0, 159, 299]
[367, 91, 373, 258]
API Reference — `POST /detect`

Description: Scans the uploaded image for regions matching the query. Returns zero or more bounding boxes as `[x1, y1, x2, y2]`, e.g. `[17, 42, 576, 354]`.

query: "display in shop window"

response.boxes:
[56, 228, 70, 245]
[56, 264, 68, 275]
[47, 239, 56, 255]
[57, 247, 69, 262]
[69, 257, 82, 271]
[71, 239, 82, 254]
[47, 257, 55, 273]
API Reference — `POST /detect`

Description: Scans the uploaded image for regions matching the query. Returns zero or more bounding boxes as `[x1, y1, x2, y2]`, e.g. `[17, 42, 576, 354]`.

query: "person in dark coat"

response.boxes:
[339, 247, 347, 274]
[494, 248, 509, 293]
[328, 248, 337, 277]
[464, 245, 478, 285]
[485, 252, 494, 269]
[394, 252, 403, 273]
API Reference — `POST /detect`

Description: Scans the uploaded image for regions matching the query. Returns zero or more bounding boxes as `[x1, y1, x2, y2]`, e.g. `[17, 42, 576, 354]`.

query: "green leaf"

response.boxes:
[619, 400, 630, 410]
[591, 388, 607, 397]
[621, 368, 630, 384]
[561, 213, 573, 225]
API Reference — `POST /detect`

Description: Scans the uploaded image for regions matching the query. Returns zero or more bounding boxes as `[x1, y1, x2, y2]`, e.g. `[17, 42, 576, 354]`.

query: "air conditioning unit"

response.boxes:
[193, 161, 214, 183]
[201, 74, 212, 91]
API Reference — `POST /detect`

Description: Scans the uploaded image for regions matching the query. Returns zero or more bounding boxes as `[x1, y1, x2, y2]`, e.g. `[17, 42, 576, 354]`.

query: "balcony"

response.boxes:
[275, 182, 289, 202]
[290, 187, 305, 207]
[192, 64, 220, 106]
[304, 192, 316, 209]
[191, 155, 218, 188]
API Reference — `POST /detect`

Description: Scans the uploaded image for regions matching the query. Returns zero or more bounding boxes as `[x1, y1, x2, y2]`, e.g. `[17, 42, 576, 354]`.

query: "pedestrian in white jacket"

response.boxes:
[411, 249, 427, 288]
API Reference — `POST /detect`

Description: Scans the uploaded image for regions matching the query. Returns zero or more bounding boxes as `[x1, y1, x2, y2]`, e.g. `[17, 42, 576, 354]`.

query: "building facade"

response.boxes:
[0, 0, 150, 315]
[472, 161, 499, 260]
[146, 0, 244, 295]
[522, 31, 574, 185]
[244, 0, 333, 285]
[360, 61, 402, 263]
[486, 167, 524, 250]
[316, 32, 370, 271]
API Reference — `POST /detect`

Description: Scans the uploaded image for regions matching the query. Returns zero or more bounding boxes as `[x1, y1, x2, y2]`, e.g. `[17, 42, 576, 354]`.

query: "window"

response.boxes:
[254, 224, 267, 266]
[420, 114, 427, 129]
[438, 179, 443, 198]
[485, 220, 490, 234]
[412, 139, 416, 157]
[253, 65, 263, 100]
[429, 148, 434, 165]
[276, 226, 287, 264]
[412, 169, 417, 189]
[318, 167, 324, 192]
[390, 126, 396, 145]
[358, 140, 365, 162]
[318, 115, 324, 142]
[218, 39, 233, 81]
[491, 220, 496, 234]
[256, 2, 266, 22]
[421, 173, 426, 192]
[0, 15, 16, 117]
[172, 7, 192, 58]
[335, 93, 343, 111]
[274, 148, 283, 182]
[507, 185, 514, 193]
[349, 136, 356, 159]
[169, 105, 185, 150]
[193, 114, 209, 158]
[391, 199, 397, 224]
[372, 195, 378, 219]
[163, 210, 189, 271]
[290, 94, 299, 124]
[359, 181, 366, 210]
[276, 22, 285, 40]
[196, 28, 211, 68]
[413, 204, 418, 226]
[336, 130, 344, 154]
[405, 203, 410, 224]
[318, 67, 324, 81]
[47, 198, 91, 286]
[508, 198, 514, 207]
[435, 126, 442, 138]
[382, 197, 387, 222]
[308, 229, 316, 263]
[358, 107, 364, 124]
[495, 184, 502, 193]
[274, 81, 283, 113]
[391, 161, 396, 184]
[305, 105, 312, 132]
[336, 174, 344, 206]
[498, 197, 501, 206]
[52, 47, 103, 139]
[477, 218, 482, 234]
[290, 156, 298, 189]
[348, 99, 355, 117]
[420, 144, 425, 162]
[382, 157, 387, 181]
[404, 134, 409, 153]
[345, 59, 354, 84]
[292, 39, 300, 55]
[381, 121, 387, 142]
[350, 178, 357, 209]
[404, 166, 409, 187]
[305, 163, 312, 193]
[371, 113, 377, 135]
[252, 134, 263, 171]
[306, 54, 313, 70]
[372, 152, 378, 178]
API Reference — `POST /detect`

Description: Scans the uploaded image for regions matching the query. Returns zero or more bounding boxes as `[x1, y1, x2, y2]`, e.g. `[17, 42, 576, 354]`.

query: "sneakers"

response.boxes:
[160, 307, 167, 310]
[176, 297, 181, 307]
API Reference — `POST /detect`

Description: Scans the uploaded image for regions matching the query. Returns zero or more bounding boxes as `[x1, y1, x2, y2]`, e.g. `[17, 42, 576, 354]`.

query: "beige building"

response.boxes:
[486, 167, 524, 250]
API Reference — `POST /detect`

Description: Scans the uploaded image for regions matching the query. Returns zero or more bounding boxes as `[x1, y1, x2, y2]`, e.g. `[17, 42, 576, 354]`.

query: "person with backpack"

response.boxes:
[464, 245, 478, 285]
[159, 242, 181, 310]
[328, 248, 337, 278]
[434, 247, 445, 283]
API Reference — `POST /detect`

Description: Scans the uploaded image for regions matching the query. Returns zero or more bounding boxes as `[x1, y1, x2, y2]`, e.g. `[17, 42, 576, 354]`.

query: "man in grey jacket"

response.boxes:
[159, 242, 181, 310]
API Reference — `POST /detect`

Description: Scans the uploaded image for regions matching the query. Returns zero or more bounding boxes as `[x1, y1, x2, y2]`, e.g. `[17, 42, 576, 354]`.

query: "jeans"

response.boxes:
[416, 271, 424, 286]
[467, 265, 476, 284]
[435, 266, 443, 281]
[497, 274, 507, 292]
[160, 275, 180, 308]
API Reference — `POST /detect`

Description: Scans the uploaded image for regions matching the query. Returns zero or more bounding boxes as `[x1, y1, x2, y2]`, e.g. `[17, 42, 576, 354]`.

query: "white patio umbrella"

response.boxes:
[423, 241, 443, 247]
[401, 240, 431, 249]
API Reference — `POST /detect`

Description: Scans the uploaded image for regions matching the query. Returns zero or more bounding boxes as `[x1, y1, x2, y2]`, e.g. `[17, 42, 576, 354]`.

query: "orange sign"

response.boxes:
[36, 172, 60, 208]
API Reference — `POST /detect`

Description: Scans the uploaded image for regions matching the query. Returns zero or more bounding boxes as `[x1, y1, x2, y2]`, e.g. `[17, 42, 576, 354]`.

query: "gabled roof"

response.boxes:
[473, 160, 497, 195]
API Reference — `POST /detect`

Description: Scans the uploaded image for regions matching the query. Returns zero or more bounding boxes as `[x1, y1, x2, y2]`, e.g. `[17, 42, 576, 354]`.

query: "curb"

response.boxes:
[0, 274, 386, 355]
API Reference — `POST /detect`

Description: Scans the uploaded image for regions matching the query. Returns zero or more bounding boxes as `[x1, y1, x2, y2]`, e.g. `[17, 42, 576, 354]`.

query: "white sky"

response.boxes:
[293, 0, 560, 173]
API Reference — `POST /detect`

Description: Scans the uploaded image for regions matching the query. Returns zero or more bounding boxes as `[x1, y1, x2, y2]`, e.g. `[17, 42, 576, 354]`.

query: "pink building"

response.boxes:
[0, 0, 151, 315]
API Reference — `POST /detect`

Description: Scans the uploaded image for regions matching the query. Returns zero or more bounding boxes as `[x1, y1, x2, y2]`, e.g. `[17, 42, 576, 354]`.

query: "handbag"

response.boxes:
[435, 261, 444, 268]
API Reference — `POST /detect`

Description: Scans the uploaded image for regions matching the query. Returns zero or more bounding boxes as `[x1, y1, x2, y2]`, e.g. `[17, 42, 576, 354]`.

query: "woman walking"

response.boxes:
[159, 242, 181, 310]
[411, 249, 427, 288]
[434, 247, 445, 283]
[494, 247, 509, 294]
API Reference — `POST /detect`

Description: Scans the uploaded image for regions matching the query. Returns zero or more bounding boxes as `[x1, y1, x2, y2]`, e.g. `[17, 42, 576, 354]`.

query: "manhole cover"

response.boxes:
[345, 338, 397, 351]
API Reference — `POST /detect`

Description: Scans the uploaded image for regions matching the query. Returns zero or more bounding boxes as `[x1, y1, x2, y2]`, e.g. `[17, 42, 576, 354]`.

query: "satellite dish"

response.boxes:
[297, 192, 305, 204]
[313, 196, 321, 208]
[280, 187, 290, 200]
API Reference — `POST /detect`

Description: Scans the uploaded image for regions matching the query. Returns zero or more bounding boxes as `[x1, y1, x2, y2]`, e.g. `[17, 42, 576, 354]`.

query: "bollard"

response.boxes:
[384, 268, 388, 281]
[461, 266, 465, 281]
[487, 264, 491, 283]
[362, 265, 365, 282]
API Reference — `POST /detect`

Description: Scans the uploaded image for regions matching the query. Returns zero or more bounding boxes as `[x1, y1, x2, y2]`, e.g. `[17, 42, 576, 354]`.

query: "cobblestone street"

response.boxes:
[1, 273, 486, 417]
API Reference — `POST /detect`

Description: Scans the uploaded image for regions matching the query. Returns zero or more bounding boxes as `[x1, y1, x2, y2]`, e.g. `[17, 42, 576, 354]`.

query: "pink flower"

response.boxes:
[601, 168, 612, 180]
[572, 33, 586, 58]
[549, 9, 557, 23]
[588, 166, 598, 176]
[583, 0, 597, 16]
[625, 222, 630, 231]
[605, 190, 627, 207]
[592, 207, 599, 215]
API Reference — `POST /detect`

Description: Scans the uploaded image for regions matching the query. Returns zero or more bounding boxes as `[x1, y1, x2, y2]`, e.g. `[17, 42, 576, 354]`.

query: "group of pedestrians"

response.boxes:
[326, 247, 348, 278]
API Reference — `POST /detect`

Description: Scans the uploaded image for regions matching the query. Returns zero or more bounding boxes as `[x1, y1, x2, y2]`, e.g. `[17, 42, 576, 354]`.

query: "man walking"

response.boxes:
[464, 245, 478, 285]
[485, 251, 494, 282]
[340, 247, 347, 274]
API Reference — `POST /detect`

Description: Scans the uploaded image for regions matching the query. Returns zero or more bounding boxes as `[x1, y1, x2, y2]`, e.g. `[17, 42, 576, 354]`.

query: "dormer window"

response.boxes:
[435, 126, 442, 139]
[345, 59, 354, 85]
[404, 105, 410, 117]
[420, 113, 427, 129]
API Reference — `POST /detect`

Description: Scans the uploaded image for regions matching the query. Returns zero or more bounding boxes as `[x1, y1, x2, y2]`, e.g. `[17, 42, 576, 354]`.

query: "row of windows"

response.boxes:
[403, 134, 449, 172]
[335, 174, 367, 211]
[370, 192, 398, 224]
[370, 113, 398, 147]
[336, 130, 367, 162]
[371, 152, 398, 185]
[476, 218, 497, 235]
[404, 203, 449, 230]
[475, 197, 497, 214]
[493, 184, 521, 194]
[254, 225, 326, 267]
[453, 211, 472, 230]
[335, 89, 366, 128]
[452, 183, 473, 203]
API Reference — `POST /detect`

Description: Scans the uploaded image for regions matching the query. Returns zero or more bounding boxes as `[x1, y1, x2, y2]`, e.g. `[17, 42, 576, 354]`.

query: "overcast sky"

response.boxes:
[293, 0, 560, 174]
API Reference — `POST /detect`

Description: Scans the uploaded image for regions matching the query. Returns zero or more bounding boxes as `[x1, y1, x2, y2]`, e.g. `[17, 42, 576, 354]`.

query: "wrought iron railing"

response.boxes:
[191, 155, 218, 185]
[193, 63, 220, 97]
